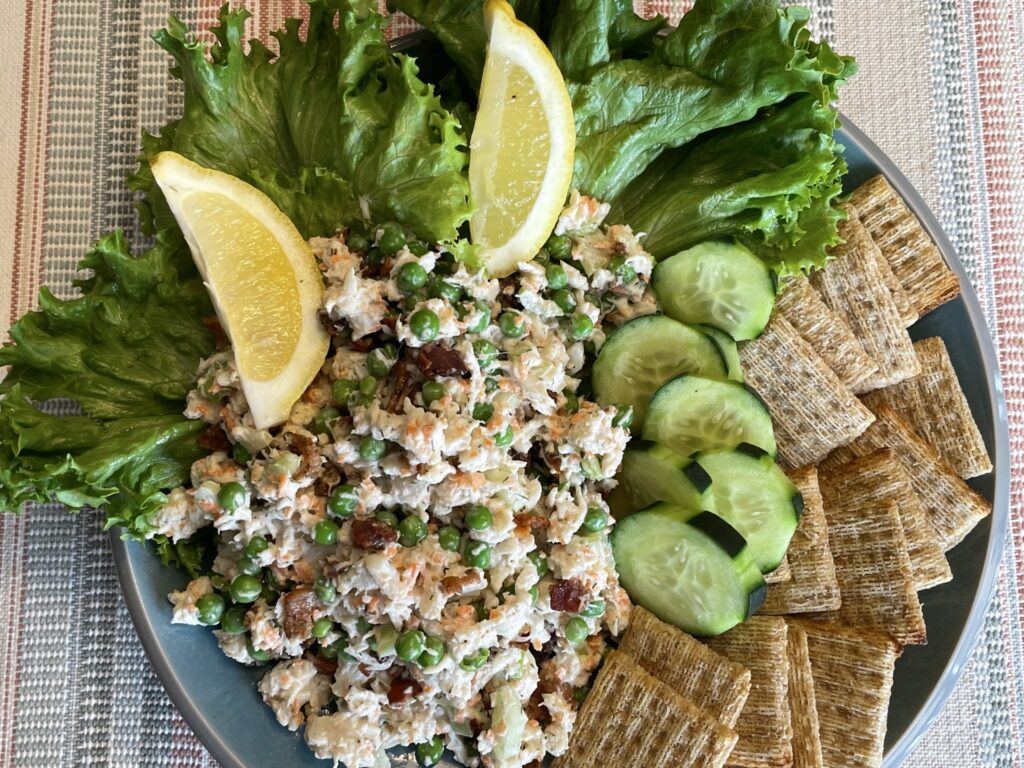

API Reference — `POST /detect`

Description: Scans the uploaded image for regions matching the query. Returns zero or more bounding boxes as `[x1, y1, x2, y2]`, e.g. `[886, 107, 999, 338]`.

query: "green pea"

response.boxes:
[565, 617, 589, 645]
[356, 617, 372, 634]
[421, 380, 445, 406]
[459, 647, 490, 671]
[420, 636, 446, 668]
[265, 568, 288, 593]
[612, 403, 633, 430]
[396, 629, 426, 662]
[218, 481, 246, 511]
[416, 736, 444, 767]
[237, 554, 261, 576]
[472, 339, 498, 368]
[346, 233, 370, 254]
[318, 638, 339, 660]
[246, 636, 271, 662]
[221, 605, 247, 634]
[397, 261, 429, 293]
[545, 262, 568, 290]
[546, 233, 571, 260]
[438, 525, 461, 552]
[367, 345, 397, 378]
[359, 436, 386, 461]
[528, 550, 549, 578]
[196, 593, 225, 626]
[328, 484, 359, 518]
[314, 576, 336, 603]
[552, 289, 577, 313]
[465, 505, 492, 531]
[580, 600, 605, 618]
[376, 509, 399, 528]
[260, 585, 278, 604]
[615, 257, 638, 284]
[311, 617, 332, 638]
[569, 313, 594, 341]
[404, 289, 427, 312]
[464, 540, 492, 569]
[232, 443, 252, 465]
[564, 390, 580, 414]
[484, 377, 499, 393]
[582, 506, 608, 533]
[472, 402, 494, 422]
[573, 685, 590, 704]
[314, 519, 339, 546]
[366, 247, 383, 266]
[398, 515, 428, 547]
[359, 375, 378, 396]
[494, 426, 514, 446]
[428, 279, 462, 303]
[356, 393, 375, 407]
[498, 311, 525, 338]
[229, 574, 262, 604]
[313, 406, 341, 435]
[410, 308, 440, 342]
[466, 301, 491, 333]
[267, 451, 301, 479]
[332, 379, 358, 404]
[408, 240, 430, 257]
[379, 222, 407, 255]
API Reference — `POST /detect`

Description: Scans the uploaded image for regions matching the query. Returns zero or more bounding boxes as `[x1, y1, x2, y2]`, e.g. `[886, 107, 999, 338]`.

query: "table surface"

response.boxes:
[1, 1, 1022, 766]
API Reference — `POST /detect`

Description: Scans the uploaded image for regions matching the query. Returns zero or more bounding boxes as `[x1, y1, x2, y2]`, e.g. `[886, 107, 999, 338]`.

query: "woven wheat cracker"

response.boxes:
[817, 465, 926, 645]
[553, 651, 738, 768]
[847, 174, 960, 315]
[706, 617, 793, 768]
[762, 467, 841, 615]
[790, 619, 900, 768]
[776, 274, 878, 392]
[821, 449, 950, 590]
[810, 205, 921, 392]
[620, 606, 752, 729]
[822, 403, 990, 551]
[786, 624, 823, 768]
[871, 237, 918, 327]
[862, 336, 992, 479]
[766, 556, 792, 584]
[739, 314, 874, 469]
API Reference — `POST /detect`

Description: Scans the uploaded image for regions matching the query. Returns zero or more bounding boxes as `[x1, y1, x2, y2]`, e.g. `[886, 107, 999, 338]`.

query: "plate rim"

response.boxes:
[108, 118, 1011, 768]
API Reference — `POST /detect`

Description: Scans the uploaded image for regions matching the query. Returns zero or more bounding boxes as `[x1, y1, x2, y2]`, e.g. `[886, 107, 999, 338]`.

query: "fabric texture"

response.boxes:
[1, 1, 1022, 766]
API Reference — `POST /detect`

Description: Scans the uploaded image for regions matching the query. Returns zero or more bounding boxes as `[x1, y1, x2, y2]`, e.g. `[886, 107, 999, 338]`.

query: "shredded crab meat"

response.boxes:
[154, 193, 658, 768]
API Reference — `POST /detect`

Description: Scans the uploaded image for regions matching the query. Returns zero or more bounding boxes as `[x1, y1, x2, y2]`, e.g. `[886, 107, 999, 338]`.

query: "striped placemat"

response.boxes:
[0, 1, 1021, 766]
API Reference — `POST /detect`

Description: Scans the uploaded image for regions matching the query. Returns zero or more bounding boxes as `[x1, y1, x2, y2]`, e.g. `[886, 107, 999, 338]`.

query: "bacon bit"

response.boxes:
[441, 569, 486, 597]
[416, 343, 470, 379]
[312, 467, 342, 499]
[202, 315, 230, 349]
[351, 518, 399, 551]
[380, 314, 397, 330]
[198, 425, 231, 453]
[318, 310, 346, 338]
[281, 587, 321, 639]
[549, 579, 587, 613]
[285, 432, 320, 480]
[387, 676, 423, 705]
[514, 513, 550, 533]
[305, 651, 338, 677]
[350, 336, 375, 352]
[386, 358, 412, 413]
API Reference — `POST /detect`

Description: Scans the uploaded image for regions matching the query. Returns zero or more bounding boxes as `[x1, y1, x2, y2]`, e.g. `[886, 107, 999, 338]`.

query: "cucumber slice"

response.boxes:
[607, 441, 716, 519]
[699, 325, 744, 382]
[611, 503, 766, 636]
[593, 314, 727, 430]
[694, 446, 802, 572]
[642, 374, 777, 458]
[652, 241, 775, 341]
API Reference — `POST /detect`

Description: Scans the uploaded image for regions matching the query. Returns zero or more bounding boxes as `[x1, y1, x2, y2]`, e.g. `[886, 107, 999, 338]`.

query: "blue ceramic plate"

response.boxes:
[110, 36, 1011, 768]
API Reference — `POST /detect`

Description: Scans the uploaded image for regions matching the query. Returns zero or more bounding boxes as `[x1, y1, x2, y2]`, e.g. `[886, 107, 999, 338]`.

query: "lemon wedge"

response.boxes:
[151, 151, 329, 430]
[469, 0, 575, 277]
